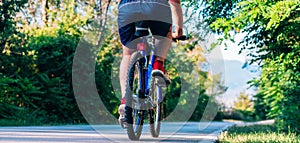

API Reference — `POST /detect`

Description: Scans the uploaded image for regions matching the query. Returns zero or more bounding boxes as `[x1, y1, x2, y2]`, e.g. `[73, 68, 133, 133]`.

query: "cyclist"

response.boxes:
[117, 0, 183, 125]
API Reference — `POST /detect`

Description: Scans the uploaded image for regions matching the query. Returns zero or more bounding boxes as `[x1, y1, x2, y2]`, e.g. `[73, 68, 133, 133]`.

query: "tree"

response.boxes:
[0, 0, 227, 125]
[232, 92, 256, 121]
[0, 0, 27, 52]
[233, 92, 254, 112]
[201, 0, 300, 133]
[0, 0, 94, 125]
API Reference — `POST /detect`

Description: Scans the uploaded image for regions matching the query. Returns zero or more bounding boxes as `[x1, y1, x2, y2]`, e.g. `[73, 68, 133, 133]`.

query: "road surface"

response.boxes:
[0, 122, 234, 143]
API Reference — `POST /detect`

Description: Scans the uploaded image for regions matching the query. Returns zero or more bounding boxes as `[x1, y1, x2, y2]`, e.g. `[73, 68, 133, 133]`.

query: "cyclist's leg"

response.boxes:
[118, 21, 149, 127]
[118, 0, 141, 103]
[119, 45, 136, 100]
[153, 29, 172, 61]
[118, 0, 146, 101]
[142, 0, 172, 64]
[118, 2, 140, 124]
[118, 45, 135, 128]
[143, 1, 172, 84]
[151, 25, 172, 84]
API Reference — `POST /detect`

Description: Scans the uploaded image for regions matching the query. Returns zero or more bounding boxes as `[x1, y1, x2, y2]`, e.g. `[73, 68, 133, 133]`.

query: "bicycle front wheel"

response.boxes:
[125, 52, 144, 140]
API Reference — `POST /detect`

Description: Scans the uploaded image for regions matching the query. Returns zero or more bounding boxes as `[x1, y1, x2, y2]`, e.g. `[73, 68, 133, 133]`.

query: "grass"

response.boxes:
[218, 125, 300, 143]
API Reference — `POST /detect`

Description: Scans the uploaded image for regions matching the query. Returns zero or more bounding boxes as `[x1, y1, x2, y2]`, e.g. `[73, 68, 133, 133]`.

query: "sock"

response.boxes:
[121, 97, 126, 104]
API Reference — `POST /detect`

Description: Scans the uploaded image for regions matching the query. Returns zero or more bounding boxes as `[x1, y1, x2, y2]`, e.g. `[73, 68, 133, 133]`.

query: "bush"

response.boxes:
[277, 86, 300, 133]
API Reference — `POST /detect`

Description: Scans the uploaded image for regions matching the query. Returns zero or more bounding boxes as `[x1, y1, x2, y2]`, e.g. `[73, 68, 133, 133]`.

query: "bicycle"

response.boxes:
[122, 24, 188, 140]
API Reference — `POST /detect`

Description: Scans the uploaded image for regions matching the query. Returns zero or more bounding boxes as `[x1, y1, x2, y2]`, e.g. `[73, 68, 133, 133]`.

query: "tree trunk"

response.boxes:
[95, 0, 111, 46]
[41, 0, 49, 28]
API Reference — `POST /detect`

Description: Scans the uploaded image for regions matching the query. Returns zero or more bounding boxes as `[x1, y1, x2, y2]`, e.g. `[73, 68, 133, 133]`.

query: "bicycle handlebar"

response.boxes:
[172, 35, 189, 42]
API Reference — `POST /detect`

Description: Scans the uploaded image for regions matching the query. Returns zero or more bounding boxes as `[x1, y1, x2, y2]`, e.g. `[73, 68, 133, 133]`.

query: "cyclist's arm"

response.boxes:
[169, 0, 183, 38]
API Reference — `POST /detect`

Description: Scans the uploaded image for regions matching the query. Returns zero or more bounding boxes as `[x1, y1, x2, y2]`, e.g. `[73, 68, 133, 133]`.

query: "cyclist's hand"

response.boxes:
[172, 26, 183, 38]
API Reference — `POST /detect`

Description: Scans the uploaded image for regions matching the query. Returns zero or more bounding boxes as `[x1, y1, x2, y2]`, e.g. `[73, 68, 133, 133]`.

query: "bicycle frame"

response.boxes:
[125, 26, 188, 140]
[137, 34, 163, 107]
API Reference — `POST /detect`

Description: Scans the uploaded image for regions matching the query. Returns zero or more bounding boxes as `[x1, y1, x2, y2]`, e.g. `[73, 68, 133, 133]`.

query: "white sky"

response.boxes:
[205, 33, 260, 107]
[218, 33, 248, 63]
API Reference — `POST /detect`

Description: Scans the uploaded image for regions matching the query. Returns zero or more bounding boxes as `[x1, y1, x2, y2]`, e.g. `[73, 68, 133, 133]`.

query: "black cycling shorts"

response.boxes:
[118, 0, 172, 49]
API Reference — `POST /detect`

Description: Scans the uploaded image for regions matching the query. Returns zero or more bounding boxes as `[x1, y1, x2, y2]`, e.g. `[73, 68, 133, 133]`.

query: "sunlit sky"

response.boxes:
[206, 33, 260, 107]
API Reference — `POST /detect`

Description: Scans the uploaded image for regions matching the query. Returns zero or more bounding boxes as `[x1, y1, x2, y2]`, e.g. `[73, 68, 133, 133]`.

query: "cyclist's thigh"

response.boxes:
[118, 0, 142, 49]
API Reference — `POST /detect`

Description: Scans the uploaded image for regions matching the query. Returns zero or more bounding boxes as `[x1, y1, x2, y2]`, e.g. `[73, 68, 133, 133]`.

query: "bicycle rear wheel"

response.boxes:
[125, 52, 144, 140]
[149, 80, 162, 137]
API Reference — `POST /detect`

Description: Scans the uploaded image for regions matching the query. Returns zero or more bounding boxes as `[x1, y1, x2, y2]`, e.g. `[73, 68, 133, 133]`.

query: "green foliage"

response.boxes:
[219, 125, 300, 143]
[232, 92, 256, 121]
[163, 40, 226, 121]
[95, 32, 122, 119]
[0, 0, 93, 125]
[0, 73, 78, 124]
[234, 92, 254, 113]
[0, 0, 27, 51]
[279, 87, 300, 133]
[0, 0, 226, 125]
[252, 52, 300, 132]
[253, 92, 270, 120]
[202, 0, 300, 133]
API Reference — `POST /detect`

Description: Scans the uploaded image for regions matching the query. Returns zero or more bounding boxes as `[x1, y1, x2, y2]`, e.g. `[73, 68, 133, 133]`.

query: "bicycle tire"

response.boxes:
[148, 80, 162, 137]
[125, 51, 144, 140]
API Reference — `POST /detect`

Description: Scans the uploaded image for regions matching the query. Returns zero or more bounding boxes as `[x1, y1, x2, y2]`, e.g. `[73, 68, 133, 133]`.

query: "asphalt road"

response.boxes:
[0, 122, 235, 143]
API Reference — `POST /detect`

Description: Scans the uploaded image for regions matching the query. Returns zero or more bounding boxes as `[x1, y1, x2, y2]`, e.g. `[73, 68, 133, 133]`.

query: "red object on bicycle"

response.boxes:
[137, 43, 146, 51]
[153, 60, 165, 73]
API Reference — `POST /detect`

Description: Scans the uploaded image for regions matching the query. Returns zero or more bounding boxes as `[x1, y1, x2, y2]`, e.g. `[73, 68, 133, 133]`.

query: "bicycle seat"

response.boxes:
[134, 21, 150, 37]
